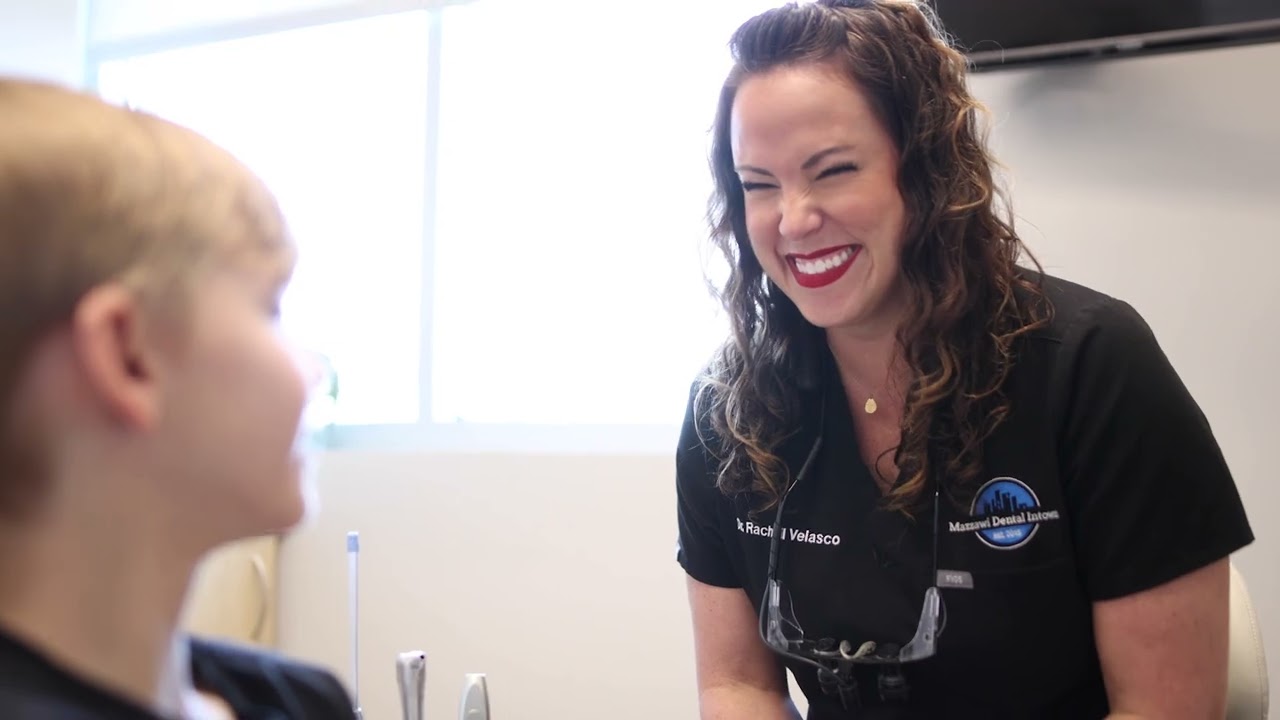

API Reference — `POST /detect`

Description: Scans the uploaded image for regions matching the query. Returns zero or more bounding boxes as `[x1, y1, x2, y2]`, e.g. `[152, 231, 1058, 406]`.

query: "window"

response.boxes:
[94, 10, 431, 426]
[86, 0, 778, 447]
[431, 0, 776, 425]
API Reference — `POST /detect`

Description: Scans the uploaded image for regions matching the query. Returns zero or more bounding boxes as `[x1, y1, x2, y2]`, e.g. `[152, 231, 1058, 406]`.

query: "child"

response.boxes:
[0, 78, 355, 719]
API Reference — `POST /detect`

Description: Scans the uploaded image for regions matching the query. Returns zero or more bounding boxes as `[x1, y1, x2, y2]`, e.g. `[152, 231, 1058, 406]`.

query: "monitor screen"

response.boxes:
[930, 0, 1280, 69]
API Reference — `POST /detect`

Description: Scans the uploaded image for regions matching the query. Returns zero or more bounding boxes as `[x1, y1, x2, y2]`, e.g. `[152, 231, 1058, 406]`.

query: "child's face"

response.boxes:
[149, 243, 312, 542]
[0, 85, 315, 541]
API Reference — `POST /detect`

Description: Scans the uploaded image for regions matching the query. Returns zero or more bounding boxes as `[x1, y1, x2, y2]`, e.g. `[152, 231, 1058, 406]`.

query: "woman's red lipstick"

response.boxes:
[786, 245, 859, 289]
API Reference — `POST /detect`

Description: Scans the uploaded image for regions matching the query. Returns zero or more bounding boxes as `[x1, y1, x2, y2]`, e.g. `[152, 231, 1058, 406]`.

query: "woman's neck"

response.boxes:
[826, 322, 907, 403]
[0, 482, 203, 717]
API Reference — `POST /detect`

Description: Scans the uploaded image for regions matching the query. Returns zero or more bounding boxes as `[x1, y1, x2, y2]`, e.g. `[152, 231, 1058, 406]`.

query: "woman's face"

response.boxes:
[731, 62, 909, 337]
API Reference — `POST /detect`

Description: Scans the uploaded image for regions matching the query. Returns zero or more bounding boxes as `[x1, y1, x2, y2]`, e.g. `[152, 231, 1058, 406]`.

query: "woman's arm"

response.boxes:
[686, 576, 802, 720]
[1094, 558, 1230, 720]
[1046, 299, 1251, 720]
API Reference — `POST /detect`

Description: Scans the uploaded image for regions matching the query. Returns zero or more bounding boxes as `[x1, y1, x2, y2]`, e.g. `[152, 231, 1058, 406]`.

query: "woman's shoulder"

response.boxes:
[1008, 268, 1185, 437]
[1018, 268, 1160, 356]
[191, 638, 356, 720]
[675, 374, 723, 488]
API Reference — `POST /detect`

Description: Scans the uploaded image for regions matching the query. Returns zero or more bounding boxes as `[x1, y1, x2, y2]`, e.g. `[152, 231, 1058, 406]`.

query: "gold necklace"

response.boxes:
[843, 363, 894, 416]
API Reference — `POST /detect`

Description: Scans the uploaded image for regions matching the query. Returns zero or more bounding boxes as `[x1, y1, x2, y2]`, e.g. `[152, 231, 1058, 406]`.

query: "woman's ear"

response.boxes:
[68, 284, 166, 431]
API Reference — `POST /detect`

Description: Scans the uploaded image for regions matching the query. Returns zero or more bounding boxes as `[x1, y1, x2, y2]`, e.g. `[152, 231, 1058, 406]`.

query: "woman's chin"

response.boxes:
[793, 301, 864, 331]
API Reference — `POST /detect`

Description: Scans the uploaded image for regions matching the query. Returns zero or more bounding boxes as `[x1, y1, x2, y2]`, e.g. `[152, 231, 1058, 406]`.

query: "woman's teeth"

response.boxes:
[794, 247, 855, 275]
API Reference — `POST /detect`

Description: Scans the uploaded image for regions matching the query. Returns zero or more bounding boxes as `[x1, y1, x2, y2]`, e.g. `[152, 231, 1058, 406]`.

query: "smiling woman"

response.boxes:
[732, 62, 910, 335]
[674, 2, 1253, 719]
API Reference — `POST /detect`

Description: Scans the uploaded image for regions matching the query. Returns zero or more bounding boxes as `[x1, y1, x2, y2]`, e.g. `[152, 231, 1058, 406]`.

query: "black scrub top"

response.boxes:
[675, 272, 1254, 719]
[0, 625, 356, 720]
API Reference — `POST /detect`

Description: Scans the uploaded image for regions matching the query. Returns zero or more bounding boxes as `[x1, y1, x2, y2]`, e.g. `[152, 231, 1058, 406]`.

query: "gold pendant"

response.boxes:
[864, 397, 877, 414]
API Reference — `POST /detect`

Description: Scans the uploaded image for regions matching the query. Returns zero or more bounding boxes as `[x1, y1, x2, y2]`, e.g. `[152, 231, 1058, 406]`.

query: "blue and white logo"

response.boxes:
[948, 477, 1061, 550]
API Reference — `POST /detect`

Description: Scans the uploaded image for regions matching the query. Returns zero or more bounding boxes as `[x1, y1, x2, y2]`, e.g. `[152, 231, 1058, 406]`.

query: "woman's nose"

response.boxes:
[778, 191, 823, 240]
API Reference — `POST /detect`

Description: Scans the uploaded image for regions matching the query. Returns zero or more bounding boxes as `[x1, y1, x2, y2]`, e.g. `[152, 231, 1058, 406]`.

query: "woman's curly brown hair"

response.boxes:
[697, 0, 1050, 516]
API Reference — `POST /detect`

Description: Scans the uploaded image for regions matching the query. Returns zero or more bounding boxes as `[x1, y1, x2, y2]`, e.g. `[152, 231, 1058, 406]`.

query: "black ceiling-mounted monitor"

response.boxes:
[929, 0, 1280, 71]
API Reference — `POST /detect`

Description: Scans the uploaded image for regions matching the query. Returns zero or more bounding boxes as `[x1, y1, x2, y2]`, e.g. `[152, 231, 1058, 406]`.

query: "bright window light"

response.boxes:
[87, 0, 779, 437]
[430, 0, 774, 425]
[95, 11, 431, 426]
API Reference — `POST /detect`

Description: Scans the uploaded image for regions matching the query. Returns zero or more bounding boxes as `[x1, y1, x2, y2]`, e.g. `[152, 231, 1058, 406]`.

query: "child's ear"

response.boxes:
[69, 284, 166, 431]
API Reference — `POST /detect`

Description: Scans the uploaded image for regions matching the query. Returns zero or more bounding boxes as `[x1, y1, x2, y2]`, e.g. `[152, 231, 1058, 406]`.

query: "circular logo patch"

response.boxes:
[969, 477, 1042, 550]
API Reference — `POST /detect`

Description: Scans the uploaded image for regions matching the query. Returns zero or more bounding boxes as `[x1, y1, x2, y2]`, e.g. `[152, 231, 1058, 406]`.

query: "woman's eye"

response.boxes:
[817, 163, 858, 180]
[741, 181, 776, 192]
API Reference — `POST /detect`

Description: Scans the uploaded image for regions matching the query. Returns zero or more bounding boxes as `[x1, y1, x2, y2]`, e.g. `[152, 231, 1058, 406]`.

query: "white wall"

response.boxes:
[0, 0, 83, 87]
[280, 453, 697, 720]
[279, 41, 1280, 720]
